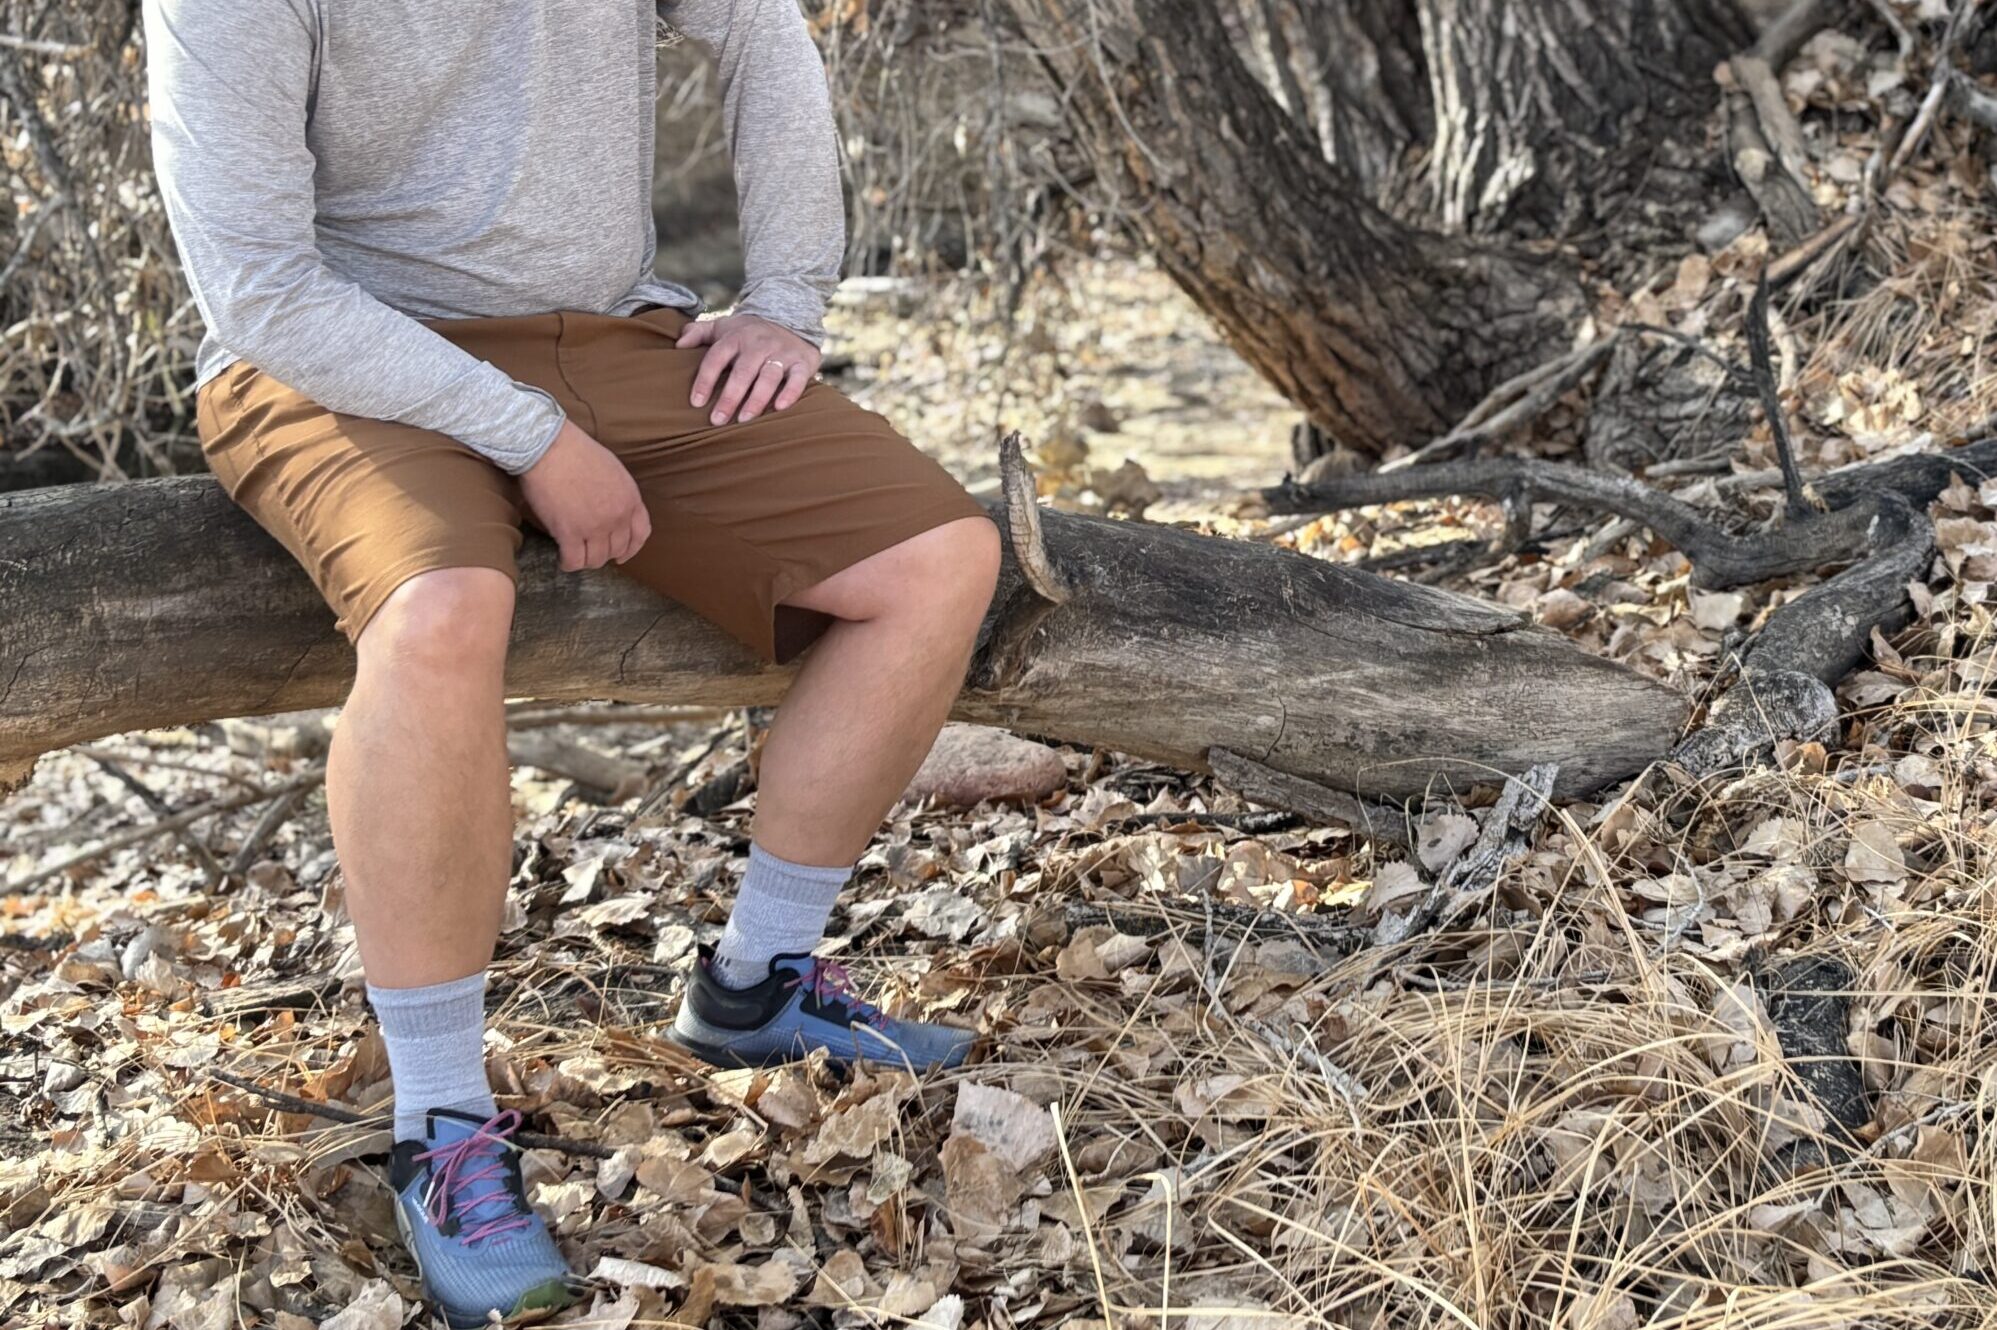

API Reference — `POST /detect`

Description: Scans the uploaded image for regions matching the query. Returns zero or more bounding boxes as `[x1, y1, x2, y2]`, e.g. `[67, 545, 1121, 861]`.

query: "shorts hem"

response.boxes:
[337, 553, 522, 646]
[759, 498, 994, 666]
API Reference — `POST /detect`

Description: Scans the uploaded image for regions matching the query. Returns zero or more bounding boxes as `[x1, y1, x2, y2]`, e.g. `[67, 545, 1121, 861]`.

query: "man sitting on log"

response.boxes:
[143, 0, 1000, 1321]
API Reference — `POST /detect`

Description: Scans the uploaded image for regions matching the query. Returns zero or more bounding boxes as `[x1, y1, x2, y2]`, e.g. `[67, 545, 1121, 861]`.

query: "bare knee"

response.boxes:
[926, 516, 1003, 620]
[791, 516, 1003, 626]
[359, 568, 515, 676]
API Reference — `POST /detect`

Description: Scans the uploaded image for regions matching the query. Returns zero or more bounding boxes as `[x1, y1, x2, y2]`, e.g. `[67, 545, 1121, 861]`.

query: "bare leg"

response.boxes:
[327, 567, 517, 987]
[752, 516, 1003, 864]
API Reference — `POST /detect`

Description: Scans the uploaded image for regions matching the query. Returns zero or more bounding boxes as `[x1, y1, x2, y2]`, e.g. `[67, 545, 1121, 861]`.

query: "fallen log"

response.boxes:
[0, 445, 1689, 805]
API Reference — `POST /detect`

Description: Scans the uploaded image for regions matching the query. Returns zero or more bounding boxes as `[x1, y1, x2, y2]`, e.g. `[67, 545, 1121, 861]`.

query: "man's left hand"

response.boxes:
[678, 314, 822, 426]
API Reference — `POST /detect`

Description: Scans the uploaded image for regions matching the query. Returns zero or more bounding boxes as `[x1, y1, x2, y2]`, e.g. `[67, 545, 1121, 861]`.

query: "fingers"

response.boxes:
[687, 317, 822, 422]
[607, 501, 652, 564]
[708, 352, 764, 426]
[605, 524, 633, 566]
[622, 505, 653, 563]
[737, 359, 788, 422]
[690, 337, 737, 411]
[557, 512, 649, 571]
[773, 361, 812, 412]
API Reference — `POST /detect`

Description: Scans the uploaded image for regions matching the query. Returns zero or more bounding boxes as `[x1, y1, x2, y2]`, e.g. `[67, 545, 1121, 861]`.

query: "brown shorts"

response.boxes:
[197, 306, 988, 663]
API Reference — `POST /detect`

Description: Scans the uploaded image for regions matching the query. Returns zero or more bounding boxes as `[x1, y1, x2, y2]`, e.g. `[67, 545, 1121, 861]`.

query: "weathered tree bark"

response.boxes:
[1237, 0, 1432, 201]
[1005, 0, 1761, 455]
[0, 471, 1690, 805]
[1417, 0, 1751, 239]
[1005, 0, 1586, 455]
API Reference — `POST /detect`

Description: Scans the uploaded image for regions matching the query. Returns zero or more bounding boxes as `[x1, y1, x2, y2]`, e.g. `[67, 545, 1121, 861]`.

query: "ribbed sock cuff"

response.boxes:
[742, 843, 852, 899]
[368, 970, 496, 1141]
[368, 970, 487, 1036]
[711, 845, 851, 988]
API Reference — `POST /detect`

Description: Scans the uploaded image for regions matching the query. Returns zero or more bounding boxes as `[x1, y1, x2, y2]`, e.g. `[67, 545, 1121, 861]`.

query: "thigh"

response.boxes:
[558, 309, 990, 664]
[199, 363, 525, 643]
[618, 385, 988, 664]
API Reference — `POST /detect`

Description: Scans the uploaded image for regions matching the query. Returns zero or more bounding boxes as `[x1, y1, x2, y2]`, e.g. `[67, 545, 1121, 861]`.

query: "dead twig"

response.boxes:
[1746, 276, 1815, 518]
[1207, 748, 1413, 851]
[81, 748, 229, 889]
[1102, 808, 1301, 832]
[1374, 763, 1559, 947]
[4, 766, 328, 896]
[1886, 0, 1984, 181]
[229, 785, 313, 875]
[504, 704, 731, 728]
[1727, 109, 1817, 250]
[1064, 898, 1370, 961]
[1193, 892, 1368, 1111]
[1752, 0, 1844, 69]
[0, 32, 94, 58]
[506, 730, 648, 803]
[1266, 455, 1883, 590]
[205, 1068, 619, 1159]
[1369, 335, 1618, 475]
[632, 722, 737, 822]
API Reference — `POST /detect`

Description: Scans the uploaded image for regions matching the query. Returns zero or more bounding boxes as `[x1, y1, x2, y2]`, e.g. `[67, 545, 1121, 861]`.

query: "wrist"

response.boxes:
[512, 409, 568, 477]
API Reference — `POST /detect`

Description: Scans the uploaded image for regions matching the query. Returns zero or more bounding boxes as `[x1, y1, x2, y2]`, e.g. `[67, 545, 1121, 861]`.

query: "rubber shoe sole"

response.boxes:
[441, 1277, 576, 1330]
[664, 1025, 801, 1070]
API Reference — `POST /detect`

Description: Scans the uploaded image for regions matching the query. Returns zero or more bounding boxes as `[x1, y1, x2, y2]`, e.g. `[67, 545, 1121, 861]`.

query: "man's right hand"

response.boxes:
[518, 419, 652, 571]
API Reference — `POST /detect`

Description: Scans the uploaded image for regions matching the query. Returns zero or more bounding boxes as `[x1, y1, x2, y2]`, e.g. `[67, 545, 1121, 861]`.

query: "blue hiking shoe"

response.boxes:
[389, 1109, 576, 1329]
[667, 951, 975, 1073]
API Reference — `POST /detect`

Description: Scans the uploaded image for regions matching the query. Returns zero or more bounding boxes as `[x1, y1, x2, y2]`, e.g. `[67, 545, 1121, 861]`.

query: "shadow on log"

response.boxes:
[0, 445, 1689, 804]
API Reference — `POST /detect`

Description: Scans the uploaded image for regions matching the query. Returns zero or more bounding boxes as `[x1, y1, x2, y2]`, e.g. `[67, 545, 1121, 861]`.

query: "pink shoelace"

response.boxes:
[415, 1110, 533, 1245]
[786, 959, 887, 1029]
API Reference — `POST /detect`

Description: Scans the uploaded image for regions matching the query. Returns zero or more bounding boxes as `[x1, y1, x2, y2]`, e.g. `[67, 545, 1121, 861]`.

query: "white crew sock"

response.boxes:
[367, 970, 498, 1142]
[709, 844, 851, 989]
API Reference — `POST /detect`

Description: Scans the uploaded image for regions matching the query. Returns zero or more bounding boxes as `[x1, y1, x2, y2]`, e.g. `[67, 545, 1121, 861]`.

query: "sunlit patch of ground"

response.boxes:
[826, 256, 1295, 518]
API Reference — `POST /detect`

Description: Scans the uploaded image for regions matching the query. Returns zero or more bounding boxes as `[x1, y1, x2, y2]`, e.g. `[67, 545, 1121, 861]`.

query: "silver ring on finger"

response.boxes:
[764, 358, 787, 371]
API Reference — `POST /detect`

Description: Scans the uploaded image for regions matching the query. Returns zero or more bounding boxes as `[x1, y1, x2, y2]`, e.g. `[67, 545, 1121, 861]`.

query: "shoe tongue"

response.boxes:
[422, 1111, 527, 1235]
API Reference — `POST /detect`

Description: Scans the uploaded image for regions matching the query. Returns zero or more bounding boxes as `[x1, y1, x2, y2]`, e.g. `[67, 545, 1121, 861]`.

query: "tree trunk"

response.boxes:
[1006, 0, 1586, 456]
[0, 474, 1690, 805]
[1004, 0, 1760, 454]
[1237, 0, 1432, 201]
[1418, 0, 1752, 239]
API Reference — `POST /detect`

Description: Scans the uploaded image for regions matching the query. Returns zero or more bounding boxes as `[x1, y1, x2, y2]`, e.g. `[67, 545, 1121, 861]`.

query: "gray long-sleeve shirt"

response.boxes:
[143, 0, 844, 473]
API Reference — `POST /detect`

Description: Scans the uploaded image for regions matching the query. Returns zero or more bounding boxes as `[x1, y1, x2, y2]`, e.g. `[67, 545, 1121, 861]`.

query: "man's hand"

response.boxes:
[678, 313, 822, 426]
[519, 419, 652, 572]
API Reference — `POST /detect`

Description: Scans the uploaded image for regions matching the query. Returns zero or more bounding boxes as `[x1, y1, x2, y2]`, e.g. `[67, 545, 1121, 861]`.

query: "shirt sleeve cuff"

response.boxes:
[734, 275, 833, 347]
[461, 378, 567, 474]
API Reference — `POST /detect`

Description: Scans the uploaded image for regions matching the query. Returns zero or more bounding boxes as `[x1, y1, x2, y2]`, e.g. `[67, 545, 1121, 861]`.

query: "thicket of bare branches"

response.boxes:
[0, 0, 195, 483]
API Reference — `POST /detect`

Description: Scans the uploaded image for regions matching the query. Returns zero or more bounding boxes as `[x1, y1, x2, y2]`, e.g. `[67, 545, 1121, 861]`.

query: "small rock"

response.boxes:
[219, 709, 334, 760]
[902, 724, 1066, 809]
[119, 926, 167, 980]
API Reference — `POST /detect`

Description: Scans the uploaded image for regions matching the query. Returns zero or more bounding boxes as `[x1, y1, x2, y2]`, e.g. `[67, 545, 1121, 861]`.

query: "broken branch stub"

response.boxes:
[999, 430, 1069, 605]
